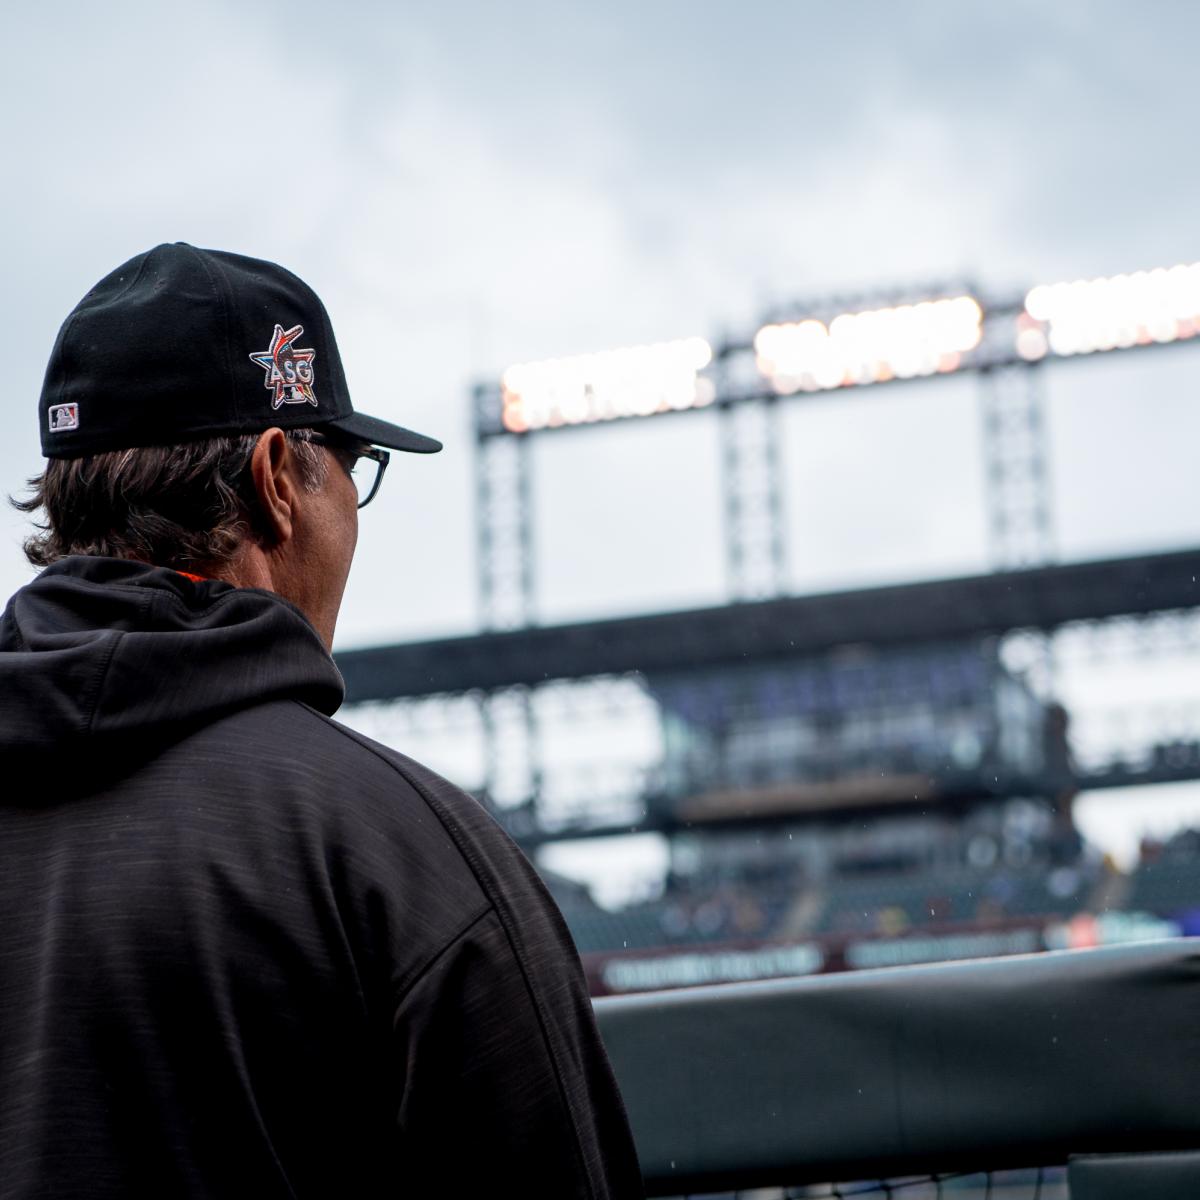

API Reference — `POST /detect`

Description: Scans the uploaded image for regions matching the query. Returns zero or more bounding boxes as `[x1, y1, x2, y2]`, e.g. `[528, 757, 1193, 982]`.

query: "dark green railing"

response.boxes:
[594, 941, 1200, 1198]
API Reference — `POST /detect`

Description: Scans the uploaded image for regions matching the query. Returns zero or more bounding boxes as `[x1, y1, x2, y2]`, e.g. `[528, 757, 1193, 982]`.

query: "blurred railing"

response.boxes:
[593, 941, 1200, 1198]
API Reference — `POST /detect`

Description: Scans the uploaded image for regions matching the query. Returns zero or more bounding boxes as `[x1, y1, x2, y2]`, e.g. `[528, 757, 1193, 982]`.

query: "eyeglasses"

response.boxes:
[302, 431, 391, 508]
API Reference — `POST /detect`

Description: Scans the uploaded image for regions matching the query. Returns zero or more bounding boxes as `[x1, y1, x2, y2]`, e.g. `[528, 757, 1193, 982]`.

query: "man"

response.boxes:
[0, 244, 644, 1199]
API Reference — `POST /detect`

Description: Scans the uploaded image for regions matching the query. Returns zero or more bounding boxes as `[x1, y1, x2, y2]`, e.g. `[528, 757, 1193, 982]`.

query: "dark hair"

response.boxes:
[12, 431, 327, 570]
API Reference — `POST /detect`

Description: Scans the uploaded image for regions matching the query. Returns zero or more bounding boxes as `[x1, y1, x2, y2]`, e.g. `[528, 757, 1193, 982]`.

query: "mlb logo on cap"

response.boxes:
[48, 403, 79, 433]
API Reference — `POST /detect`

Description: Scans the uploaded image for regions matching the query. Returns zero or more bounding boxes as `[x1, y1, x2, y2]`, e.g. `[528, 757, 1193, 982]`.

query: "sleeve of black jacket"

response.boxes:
[335, 729, 645, 1200]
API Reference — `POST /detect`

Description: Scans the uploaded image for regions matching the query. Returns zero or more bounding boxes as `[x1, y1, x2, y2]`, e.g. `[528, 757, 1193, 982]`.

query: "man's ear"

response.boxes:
[248, 428, 296, 546]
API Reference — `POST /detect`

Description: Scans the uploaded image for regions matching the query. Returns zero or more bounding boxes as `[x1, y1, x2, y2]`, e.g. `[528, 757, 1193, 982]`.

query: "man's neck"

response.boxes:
[201, 543, 336, 651]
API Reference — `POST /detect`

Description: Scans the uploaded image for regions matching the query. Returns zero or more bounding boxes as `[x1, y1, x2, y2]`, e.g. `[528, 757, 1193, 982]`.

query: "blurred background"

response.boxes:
[6, 0, 1200, 994]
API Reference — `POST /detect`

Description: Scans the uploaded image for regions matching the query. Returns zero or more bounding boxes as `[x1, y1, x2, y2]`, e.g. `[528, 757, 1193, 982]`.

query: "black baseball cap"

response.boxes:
[38, 242, 442, 459]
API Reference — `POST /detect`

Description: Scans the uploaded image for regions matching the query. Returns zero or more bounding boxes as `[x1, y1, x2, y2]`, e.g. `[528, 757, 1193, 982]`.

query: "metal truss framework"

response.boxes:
[981, 362, 1055, 569]
[720, 395, 788, 600]
[460, 292, 1197, 809]
[475, 432, 534, 630]
[979, 361, 1057, 695]
[473, 299, 1068, 626]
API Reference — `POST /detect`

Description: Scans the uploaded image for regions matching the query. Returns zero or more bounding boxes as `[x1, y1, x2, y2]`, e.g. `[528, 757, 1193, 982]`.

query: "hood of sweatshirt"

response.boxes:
[0, 556, 345, 782]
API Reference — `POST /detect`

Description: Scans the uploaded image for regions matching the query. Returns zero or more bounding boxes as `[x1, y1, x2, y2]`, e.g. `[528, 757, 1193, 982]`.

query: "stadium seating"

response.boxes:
[556, 856, 1099, 955]
[1125, 831, 1200, 918]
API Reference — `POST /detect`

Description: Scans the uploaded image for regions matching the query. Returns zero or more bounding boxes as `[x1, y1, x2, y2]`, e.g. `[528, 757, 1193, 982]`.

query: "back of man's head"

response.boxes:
[15, 430, 326, 571]
[17, 242, 440, 579]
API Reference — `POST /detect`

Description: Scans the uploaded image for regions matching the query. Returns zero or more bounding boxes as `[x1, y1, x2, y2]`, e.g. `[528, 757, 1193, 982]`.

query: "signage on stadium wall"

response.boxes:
[585, 910, 1185, 995]
[842, 928, 1042, 970]
[1041, 910, 1180, 951]
[599, 941, 825, 993]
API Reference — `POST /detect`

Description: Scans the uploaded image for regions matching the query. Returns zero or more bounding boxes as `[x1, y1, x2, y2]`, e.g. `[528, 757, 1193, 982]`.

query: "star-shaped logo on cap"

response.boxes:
[249, 323, 318, 408]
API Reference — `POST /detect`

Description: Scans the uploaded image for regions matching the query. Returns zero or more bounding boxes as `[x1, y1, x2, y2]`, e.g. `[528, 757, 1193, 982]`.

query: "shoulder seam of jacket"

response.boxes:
[84, 628, 125, 736]
[291, 703, 603, 1200]
[390, 905, 496, 1014]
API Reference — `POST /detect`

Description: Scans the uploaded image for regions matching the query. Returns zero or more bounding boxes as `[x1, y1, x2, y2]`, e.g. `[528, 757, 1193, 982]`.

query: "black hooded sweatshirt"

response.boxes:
[0, 557, 643, 1199]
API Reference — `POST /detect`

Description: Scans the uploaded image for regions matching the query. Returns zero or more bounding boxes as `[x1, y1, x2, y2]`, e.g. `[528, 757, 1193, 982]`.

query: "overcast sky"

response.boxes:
[5, 1, 1200, 870]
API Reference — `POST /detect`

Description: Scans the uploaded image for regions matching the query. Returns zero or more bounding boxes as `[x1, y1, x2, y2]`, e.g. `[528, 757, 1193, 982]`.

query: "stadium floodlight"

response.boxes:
[500, 337, 715, 433]
[753, 296, 983, 394]
[1020, 263, 1200, 359]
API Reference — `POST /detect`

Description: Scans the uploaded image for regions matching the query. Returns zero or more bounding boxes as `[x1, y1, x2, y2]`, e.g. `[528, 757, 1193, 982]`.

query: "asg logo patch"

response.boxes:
[249, 324, 318, 409]
[48, 403, 80, 432]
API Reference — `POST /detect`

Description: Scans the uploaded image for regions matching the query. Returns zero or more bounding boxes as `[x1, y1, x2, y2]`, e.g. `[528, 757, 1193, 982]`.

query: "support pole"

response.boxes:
[980, 361, 1057, 697]
[720, 394, 788, 601]
[980, 362, 1054, 570]
[476, 432, 535, 630]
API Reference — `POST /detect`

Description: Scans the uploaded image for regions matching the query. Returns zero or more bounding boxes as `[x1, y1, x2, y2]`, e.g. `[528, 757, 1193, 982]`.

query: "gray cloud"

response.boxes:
[2, 0, 1198, 647]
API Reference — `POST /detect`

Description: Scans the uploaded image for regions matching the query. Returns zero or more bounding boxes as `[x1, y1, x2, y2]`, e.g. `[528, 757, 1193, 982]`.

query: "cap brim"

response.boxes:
[325, 411, 442, 454]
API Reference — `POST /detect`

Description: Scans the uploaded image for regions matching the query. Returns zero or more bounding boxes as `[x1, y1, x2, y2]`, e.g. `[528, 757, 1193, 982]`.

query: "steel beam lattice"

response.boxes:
[719, 394, 788, 601]
[980, 362, 1055, 570]
[979, 361, 1057, 696]
[476, 432, 534, 630]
